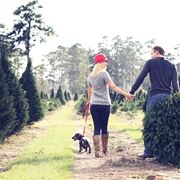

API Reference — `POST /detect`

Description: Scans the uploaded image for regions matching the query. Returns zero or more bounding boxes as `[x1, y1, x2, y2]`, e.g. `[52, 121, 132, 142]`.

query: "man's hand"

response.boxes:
[126, 93, 134, 101]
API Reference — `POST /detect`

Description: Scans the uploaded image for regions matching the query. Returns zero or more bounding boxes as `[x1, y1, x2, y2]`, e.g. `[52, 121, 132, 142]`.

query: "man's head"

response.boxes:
[151, 46, 165, 58]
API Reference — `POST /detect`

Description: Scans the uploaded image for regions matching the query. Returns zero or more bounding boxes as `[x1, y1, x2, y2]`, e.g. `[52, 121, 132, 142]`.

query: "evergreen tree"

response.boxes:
[64, 90, 68, 101]
[20, 59, 44, 123]
[50, 89, 55, 99]
[67, 92, 71, 100]
[0, 44, 29, 132]
[56, 86, 65, 105]
[12, 0, 54, 64]
[40, 91, 44, 99]
[0, 54, 17, 142]
[74, 92, 78, 101]
[45, 94, 49, 100]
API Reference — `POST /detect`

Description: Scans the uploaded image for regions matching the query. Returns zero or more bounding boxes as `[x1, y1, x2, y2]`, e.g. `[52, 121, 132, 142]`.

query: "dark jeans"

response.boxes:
[90, 105, 110, 135]
[144, 94, 169, 155]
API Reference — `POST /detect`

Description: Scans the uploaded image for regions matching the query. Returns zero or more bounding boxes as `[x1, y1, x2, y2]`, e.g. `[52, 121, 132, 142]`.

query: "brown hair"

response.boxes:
[153, 46, 165, 55]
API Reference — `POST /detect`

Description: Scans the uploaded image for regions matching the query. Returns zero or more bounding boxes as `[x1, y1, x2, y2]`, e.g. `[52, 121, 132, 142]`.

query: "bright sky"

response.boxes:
[1, 0, 180, 65]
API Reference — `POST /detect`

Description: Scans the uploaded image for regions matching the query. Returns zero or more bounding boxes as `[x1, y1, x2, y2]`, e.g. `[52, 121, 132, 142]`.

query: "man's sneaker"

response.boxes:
[137, 153, 154, 159]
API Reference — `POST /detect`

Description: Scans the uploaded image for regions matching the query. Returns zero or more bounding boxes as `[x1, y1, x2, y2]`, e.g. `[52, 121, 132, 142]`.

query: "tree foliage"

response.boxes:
[143, 93, 180, 166]
[0, 44, 29, 132]
[56, 86, 65, 105]
[20, 59, 44, 123]
[11, 0, 54, 62]
[0, 46, 17, 142]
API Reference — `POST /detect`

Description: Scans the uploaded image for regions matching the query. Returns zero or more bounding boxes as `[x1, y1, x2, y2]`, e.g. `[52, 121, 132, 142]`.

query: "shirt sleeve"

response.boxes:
[103, 71, 112, 84]
[130, 61, 150, 94]
[171, 65, 179, 93]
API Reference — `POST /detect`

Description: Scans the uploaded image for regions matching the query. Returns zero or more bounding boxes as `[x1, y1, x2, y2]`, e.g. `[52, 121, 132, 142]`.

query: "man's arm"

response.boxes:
[130, 61, 150, 94]
[171, 65, 179, 93]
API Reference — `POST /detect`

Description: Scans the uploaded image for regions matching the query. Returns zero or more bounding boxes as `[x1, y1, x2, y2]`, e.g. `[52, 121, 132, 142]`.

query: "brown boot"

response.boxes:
[93, 135, 103, 158]
[101, 133, 109, 155]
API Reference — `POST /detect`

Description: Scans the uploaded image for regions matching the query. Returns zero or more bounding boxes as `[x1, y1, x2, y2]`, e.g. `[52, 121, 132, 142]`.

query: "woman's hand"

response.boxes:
[85, 102, 90, 110]
[125, 93, 134, 101]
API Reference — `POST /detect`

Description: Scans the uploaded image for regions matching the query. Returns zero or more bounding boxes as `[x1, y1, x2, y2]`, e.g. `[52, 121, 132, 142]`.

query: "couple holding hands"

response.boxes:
[86, 46, 179, 158]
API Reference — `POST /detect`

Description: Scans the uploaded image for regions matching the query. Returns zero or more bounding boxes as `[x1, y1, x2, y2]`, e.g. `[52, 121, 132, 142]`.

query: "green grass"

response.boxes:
[0, 103, 75, 180]
[109, 112, 143, 143]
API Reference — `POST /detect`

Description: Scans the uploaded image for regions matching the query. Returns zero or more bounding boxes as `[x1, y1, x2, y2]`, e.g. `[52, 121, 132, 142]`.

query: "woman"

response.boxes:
[86, 53, 133, 158]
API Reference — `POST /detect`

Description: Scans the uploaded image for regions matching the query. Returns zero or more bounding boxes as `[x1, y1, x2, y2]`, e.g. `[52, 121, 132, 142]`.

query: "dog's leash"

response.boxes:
[82, 103, 89, 136]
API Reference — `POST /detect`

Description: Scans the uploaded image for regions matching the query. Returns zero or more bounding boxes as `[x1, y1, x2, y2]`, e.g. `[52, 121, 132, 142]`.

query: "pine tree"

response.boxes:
[74, 92, 78, 101]
[40, 91, 44, 99]
[67, 92, 71, 100]
[0, 44, 29, 132]
[56, 86, 65, 105]
[0, 54, 17, 142]
[50, 89, 55, 99]
[64, 90, 68, 101]
[45, 94, 49, 100]
[20, 59, 44, 123]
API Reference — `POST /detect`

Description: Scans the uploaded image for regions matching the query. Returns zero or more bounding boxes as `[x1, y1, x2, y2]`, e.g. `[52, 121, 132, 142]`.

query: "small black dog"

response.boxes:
[72, 133, 91, 154]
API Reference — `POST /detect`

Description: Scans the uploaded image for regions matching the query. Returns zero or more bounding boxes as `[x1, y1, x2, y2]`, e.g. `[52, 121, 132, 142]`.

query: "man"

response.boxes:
[130, 46, 179, 158]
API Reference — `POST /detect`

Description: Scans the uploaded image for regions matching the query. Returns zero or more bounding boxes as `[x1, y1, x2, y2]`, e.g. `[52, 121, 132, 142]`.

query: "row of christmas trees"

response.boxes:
[0, 44, 45, 142]
[0, 44, 77, 142]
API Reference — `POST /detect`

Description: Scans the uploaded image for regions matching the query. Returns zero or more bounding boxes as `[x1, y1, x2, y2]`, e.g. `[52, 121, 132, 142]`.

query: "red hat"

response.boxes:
[94, 53, 109, 64]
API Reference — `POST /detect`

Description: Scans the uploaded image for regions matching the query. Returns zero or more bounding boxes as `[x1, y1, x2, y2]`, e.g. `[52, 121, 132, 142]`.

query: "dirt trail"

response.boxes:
[72, 115, 180, 180]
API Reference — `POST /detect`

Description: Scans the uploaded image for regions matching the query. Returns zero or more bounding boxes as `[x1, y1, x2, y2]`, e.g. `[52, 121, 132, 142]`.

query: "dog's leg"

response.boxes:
[79, 142, 82, 152]
[88, 145, 91, 154]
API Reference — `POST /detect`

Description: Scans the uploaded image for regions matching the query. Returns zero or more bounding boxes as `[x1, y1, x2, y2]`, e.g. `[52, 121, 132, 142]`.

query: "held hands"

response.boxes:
[125, 93, 134, 101]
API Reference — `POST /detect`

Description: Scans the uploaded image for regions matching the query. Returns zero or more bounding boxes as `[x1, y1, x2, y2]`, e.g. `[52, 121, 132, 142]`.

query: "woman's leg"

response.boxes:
[99, 105, 110, 155]
[90, 105, 101, 135]
[99, 105, 110, 134]
[90, 105, 102, 157]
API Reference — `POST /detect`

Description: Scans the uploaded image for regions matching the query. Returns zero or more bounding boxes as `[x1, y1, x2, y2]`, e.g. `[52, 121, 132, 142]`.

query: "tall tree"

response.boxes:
[11, 0, 54, 63]
[0, 44, 29, 132]
[46, 51, 58, 89]
[111, 36, 143, 89]
[56, 86, 65, 105]
[20, 59, 44, 123]
[64, 90, 68, 101]
[33, 63, 46, 91]
[74, 92, 78, 101]
[10, 48, 25, 79]
[0, 49, 17, 142]
[50, 88, 55, 99]
[67, 92, 71, 100]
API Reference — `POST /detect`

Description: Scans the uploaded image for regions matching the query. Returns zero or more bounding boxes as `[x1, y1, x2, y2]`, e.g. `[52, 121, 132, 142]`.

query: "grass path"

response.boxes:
[0, 102, 75, 180]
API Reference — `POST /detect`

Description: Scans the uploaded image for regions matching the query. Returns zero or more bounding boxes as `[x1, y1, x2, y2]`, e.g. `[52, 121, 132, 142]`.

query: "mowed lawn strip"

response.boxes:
[0, 103, 75, 180]
[110, 112, 144, 143]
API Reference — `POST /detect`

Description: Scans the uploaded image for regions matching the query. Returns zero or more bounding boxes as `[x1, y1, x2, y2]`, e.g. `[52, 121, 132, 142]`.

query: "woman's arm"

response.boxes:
[87, 85, 93, 104]
[107, 80, 133, 100]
